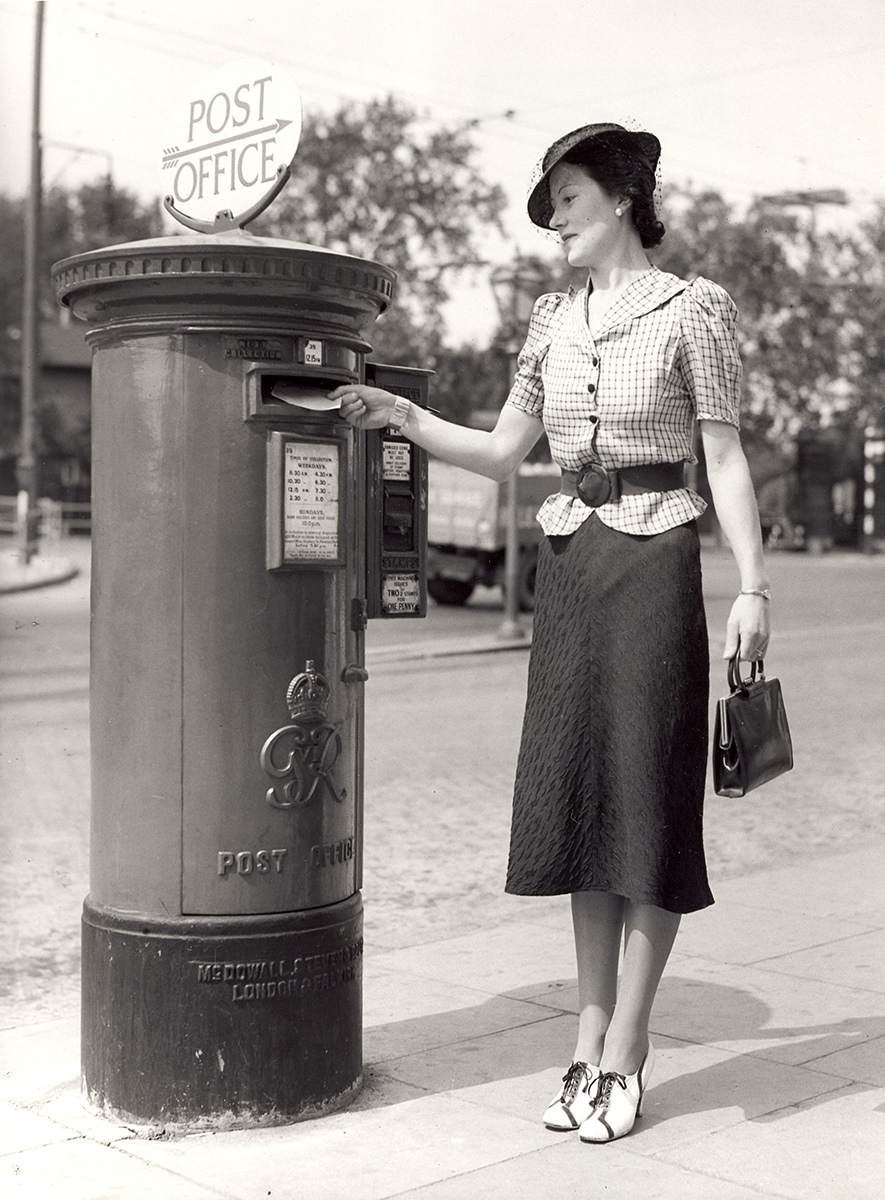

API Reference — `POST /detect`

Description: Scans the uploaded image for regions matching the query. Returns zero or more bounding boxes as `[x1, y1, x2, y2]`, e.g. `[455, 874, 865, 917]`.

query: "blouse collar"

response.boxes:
[573, 267, 689, 342]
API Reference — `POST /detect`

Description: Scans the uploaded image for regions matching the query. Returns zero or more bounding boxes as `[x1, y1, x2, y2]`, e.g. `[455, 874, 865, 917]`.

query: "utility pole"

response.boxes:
[490, 258, 546, 639]
[18, 1, 44, 563]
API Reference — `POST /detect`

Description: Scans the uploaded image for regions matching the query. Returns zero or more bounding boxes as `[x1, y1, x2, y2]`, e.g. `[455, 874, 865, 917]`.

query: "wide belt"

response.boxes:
[560, 462, 685, 507]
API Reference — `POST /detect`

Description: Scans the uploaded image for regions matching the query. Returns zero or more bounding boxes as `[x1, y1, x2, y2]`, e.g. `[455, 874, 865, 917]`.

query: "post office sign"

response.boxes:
[161, 59, 302, 229]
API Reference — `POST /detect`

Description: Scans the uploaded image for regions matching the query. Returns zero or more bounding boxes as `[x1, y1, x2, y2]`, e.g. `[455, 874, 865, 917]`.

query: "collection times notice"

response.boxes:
[283, 442, 339, 561]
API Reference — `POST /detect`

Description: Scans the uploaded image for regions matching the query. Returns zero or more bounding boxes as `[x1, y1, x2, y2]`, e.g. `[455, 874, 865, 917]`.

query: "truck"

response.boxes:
[426, 459, 561, 610]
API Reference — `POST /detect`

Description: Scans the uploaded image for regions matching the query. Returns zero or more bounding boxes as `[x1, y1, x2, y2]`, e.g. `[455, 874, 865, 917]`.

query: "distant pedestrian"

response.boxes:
[332, 121, 770, 1142]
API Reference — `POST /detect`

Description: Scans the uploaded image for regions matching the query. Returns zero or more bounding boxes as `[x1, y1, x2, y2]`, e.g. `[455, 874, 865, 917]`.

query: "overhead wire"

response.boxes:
[39, 1, 885, 206]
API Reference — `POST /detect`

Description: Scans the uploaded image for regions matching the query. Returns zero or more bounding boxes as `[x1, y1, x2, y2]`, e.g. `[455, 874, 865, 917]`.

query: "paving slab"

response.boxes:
[2, 1136, 228, 1200]
[123, 1092, 554, 1200]
[388, 1140, 779, 1200]
[657, 1081, 885, 1200]
[373, 1024, 849, 1154]
[364, 968, 561, 1063]
[650, 955, 885, 1068]
[714, 840, 885, 922]
[371, 918, 577, 1000]
[753, 926, 885, 993]
[670, 898, 877, 966]
[801, 1031, 885, 1088]
[0, 1018, 80, 1106]
[0, 1103, 78, 1157]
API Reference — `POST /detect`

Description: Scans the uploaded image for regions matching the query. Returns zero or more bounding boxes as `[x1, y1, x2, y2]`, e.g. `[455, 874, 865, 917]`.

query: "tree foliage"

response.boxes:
[0, 179, 162, 370]
[0, 180, 161, 476]
[252, 95, 507, 363]
[655, 187, 885, 441]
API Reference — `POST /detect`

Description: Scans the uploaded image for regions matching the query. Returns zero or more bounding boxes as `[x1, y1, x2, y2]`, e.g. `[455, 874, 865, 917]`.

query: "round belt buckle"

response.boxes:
[575, 463, 613, 507]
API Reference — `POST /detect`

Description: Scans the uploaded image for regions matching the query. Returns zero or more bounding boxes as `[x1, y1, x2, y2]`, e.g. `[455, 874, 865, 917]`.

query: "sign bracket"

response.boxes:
[163, 163, 291, 234]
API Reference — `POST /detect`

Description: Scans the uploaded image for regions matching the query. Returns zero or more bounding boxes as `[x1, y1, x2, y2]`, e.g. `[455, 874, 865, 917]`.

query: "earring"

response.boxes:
[615, 207, 623, 217]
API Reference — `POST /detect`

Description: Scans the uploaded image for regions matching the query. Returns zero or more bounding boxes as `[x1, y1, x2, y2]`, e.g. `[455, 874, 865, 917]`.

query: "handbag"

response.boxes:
[713, 654, 793, 797]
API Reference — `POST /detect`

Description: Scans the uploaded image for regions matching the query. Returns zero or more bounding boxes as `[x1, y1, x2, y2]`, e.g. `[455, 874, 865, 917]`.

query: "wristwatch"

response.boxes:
[387, 396, 411, 432]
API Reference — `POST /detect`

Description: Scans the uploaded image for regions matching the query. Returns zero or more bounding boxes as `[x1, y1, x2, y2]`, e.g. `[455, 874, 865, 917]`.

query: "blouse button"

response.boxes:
[592, 357, 599, 366]
[587, 383, 596, 394]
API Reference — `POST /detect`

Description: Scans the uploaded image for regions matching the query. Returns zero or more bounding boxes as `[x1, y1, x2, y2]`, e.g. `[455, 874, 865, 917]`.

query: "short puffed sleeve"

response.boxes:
[505, 292, 569, 419]
[676, 277, 742, 428]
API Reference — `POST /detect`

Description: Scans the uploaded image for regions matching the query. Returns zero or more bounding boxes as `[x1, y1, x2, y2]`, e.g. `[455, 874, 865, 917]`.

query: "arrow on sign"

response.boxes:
[162, 118, 294, 168]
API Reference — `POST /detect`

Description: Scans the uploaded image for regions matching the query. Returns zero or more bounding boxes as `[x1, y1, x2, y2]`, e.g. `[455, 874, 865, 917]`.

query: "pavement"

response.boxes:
[2, 542, 885, 1198]
[0, 542, 79, 595]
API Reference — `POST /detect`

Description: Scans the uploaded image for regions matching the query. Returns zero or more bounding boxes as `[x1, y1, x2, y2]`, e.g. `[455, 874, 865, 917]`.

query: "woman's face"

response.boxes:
[548, 162, 620, 268]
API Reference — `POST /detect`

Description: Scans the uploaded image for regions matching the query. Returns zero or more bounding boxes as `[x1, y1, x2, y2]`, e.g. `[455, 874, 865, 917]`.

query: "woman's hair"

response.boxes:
[563, 135, 665, 249]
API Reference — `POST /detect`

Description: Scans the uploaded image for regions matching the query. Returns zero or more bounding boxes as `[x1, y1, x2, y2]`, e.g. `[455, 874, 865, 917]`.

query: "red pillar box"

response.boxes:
[52, 233, 395, 1130]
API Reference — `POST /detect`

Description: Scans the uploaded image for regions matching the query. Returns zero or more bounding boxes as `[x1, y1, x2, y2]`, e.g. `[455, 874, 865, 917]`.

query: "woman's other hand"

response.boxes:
[329, 385, 399, 430]
[723, 592, 771, 662]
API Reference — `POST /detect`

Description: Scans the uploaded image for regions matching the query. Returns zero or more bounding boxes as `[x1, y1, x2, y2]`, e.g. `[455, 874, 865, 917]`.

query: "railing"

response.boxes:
[0, 496, 92, 537]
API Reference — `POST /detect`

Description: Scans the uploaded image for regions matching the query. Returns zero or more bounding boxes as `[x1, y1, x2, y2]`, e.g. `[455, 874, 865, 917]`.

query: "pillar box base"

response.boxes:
[81, 894, 363, 1132]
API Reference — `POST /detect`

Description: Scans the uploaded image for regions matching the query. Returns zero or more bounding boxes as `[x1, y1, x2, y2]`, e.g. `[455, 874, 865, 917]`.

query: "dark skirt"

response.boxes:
[505, 515, 713, 914]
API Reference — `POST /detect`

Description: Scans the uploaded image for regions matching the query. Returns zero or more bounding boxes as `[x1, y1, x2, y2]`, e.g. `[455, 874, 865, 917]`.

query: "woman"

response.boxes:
[330, 122, 770, 1142]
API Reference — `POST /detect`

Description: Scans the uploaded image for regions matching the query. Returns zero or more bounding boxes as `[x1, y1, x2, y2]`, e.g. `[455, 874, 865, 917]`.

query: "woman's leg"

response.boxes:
[599, 900, 681, 1075]
[570, 891, 625, 1065]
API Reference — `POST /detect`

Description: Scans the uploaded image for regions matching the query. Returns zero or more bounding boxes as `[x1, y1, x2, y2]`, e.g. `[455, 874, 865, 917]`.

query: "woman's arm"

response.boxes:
[329, 384, 544, 482]
[700, 419, 771, 661]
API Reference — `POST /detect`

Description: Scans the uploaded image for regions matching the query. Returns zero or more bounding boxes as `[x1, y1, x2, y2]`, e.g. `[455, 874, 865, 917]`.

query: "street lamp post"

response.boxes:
[18, 1, 44, 565]
[490, 259, 546, 639]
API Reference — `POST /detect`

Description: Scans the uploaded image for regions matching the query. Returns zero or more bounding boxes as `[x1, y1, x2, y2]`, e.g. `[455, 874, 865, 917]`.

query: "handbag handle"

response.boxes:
[727, 651, 765, 695]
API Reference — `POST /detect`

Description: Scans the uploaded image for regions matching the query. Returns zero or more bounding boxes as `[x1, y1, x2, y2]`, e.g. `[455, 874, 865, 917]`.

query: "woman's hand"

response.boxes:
[328, 384, 399, 430]
[723, 593, 771, 662]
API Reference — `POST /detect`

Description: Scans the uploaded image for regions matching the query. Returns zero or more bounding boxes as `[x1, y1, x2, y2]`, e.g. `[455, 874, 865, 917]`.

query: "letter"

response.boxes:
[212, 964, 222, 982]
[223, 963, 234, 981]
[206, 90, 231, 134]
[229, 147, 237, 192]
[261, 137, 276, 184]
[233, 82, 251, 127]
[198, 155, 212, 200]
[271, 849, 287, 872]
[237, 851, 253, 875]
[237, 142, 259, 188]
[213, 150, 227, 197]
[173, 161, 197, 204]
[256, 850, 270, 873]
[197, 964, 212, 982]
[188, 98, 206, 142]
[217, 851, 235, 876]
[253, 74, 272, 121]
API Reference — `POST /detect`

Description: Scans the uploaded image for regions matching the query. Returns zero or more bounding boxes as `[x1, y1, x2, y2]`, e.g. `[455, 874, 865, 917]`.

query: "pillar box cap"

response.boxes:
[51, 230, 397, 332]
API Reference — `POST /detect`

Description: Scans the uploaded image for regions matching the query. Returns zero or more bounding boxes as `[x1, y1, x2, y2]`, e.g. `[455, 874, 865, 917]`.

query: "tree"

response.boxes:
[252, 95, 507, 365]
[0, 179, 162, 490]
[0, 178, 163, 367]
[653, 185, 885, 443]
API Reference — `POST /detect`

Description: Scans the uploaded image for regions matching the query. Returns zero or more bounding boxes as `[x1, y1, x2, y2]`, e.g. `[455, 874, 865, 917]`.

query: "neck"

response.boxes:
[586, 255, 652, 296]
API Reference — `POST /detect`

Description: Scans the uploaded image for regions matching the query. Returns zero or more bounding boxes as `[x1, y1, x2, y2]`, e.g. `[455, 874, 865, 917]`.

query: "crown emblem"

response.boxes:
[285, 660, 330, 721]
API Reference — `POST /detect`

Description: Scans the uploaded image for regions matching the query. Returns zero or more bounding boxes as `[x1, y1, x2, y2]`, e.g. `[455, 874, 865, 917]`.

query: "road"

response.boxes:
[1, 537, 884, 1026]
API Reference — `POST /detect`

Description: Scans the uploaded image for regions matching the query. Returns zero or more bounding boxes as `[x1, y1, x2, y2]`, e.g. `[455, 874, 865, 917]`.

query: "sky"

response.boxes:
[1, 0, 884, 342]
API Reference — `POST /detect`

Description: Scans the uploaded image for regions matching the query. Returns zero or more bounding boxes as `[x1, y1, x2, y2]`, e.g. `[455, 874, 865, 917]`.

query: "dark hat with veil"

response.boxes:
[527, 122, 661, 228]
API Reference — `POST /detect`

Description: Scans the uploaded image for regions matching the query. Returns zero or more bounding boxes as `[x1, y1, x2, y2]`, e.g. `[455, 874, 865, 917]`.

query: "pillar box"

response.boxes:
[51, 231, 425, 1130]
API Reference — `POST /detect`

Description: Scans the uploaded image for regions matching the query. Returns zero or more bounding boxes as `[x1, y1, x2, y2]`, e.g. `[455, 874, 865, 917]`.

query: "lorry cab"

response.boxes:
[426, 459, 560, 611]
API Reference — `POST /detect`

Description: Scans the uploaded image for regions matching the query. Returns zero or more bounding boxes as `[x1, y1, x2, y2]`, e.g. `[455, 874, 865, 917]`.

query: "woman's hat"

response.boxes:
[527, 122, 661, 228]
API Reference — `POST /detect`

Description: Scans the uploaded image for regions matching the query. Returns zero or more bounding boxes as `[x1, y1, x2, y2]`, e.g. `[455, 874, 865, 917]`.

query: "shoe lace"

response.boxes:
[591, 1070, 627, 1113]
[560, 1061, 591, 1105]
